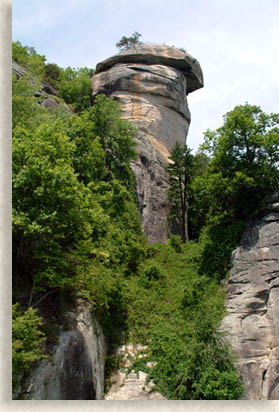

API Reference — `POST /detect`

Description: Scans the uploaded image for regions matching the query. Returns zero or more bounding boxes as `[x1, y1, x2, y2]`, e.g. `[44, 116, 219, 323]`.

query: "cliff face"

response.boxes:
[22, 300, 106, 400]
[222, 193, 279, 399]
[92, 45, 203, 242]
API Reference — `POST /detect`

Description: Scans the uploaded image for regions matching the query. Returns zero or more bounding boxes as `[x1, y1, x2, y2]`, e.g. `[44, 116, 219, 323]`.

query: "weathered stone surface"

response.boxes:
[40, 96, 59, 109]
[95, 44, 203, 94]
[222, 193, 279, 399]
[12, 60, 57, 95]
[105, 343, 166, 400]
[12, 60, 28, 78]
[92, 45, 203, 242]
[23, 300, 106, 400]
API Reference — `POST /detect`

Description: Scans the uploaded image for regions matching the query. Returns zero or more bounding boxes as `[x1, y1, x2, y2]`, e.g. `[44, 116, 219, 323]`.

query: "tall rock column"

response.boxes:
[92, 45, 203, 242]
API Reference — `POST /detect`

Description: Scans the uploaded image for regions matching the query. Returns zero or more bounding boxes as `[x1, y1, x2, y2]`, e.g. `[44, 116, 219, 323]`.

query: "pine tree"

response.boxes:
[166, 143, 194, 243]
[116, 32, 142, 51]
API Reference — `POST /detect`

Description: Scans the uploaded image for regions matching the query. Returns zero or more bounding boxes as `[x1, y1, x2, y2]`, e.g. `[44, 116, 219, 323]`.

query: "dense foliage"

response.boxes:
[125, 239, 244, 399]
[189, 103, 279, 228]
[12, 60, 146, 394]
[185, 103, 279, 281]
[12, 41, 93, 112]
[12, 304, 46, 393]
[56, 67, 93, 112]
[166, 143, 194, 243]
[12, 41, 46, 79]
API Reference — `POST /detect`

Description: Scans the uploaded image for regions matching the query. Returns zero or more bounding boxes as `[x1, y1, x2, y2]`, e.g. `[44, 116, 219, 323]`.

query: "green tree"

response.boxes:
[12, 47, 148, 396]
[12, 41, 46, 80]
[12, 74, 43, 130]
[43, 63, 62, 88]
[116, 31, 142, 51]
[126, 241, 243, 399]
[56, 67, 93, 112]
[13, 71, 144, 317]
[12, 121, 103, 301]
[88, 94, 138, 189]
[12, 304, 46, 396]
[201, 103, 279, 220]
[166, 142, 194, 243]
[187, 151, 210, 239]
[187, 104, 279, 283]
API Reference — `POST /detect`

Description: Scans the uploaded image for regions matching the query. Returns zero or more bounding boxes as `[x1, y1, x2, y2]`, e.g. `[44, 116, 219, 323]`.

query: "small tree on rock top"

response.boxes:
[116, 32, 143, 51]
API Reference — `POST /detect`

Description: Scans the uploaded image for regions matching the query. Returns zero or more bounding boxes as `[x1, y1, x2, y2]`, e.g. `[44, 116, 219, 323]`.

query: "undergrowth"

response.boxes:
[123, 236, 244, 399]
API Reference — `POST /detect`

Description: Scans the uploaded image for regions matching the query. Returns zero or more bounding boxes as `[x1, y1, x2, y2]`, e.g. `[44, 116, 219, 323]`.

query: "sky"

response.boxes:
[12, 0, 279, 152]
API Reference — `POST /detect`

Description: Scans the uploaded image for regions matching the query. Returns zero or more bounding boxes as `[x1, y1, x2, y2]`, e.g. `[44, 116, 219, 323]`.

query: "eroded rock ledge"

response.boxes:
[95, 44, 203, 94]
[222, 193, 279, 399]
[92, 45, 203, 242]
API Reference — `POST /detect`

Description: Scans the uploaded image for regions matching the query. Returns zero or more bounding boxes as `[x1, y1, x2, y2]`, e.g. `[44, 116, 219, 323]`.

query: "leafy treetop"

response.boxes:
[200, 103, 279, 220]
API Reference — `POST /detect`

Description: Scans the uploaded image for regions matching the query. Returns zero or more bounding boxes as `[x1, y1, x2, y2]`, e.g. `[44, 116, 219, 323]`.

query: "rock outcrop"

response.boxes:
[105, 343, 166, 400]
[22, 300, 106, 400]
[92, 45, 203, 242]
[12, 60, 72, 112]
[222, 193, 279, 399]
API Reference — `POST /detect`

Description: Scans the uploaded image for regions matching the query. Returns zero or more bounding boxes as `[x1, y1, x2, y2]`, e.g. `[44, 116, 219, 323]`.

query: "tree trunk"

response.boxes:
[185, 199, 189, 243]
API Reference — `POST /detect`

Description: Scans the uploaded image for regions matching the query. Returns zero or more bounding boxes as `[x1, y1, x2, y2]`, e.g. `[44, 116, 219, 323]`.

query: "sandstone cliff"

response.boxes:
[222, 193, 279, 399]
[92, 45, 203, 242]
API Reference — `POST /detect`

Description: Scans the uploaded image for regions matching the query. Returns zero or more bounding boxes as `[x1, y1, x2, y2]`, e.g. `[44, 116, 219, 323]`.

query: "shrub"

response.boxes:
[12, 304, 46, 395]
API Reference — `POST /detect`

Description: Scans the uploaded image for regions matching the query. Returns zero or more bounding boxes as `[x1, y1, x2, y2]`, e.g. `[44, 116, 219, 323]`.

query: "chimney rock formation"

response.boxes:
[92, 45, 203, 242]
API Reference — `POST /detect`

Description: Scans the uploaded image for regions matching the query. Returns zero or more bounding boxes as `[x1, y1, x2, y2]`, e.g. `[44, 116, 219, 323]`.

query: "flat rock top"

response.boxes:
[95, 44, 203, 94]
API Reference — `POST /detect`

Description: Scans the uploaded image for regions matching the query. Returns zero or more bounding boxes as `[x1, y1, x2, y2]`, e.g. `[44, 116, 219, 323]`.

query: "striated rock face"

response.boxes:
[92, 45, 203, 242]
[105, 343, 166, 400]
[222, 193, 279, 399]
[23, 300, 106, 400]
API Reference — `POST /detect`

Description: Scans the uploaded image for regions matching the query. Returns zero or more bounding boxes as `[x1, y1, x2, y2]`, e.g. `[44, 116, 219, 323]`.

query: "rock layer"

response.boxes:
[222, 193, 279, 399]
[92, 45, 203, 242]
[23, 300, 106, 400]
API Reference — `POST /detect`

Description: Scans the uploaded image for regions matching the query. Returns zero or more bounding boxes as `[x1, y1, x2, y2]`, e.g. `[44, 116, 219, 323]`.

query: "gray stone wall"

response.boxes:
[222, 193, 279, 399]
